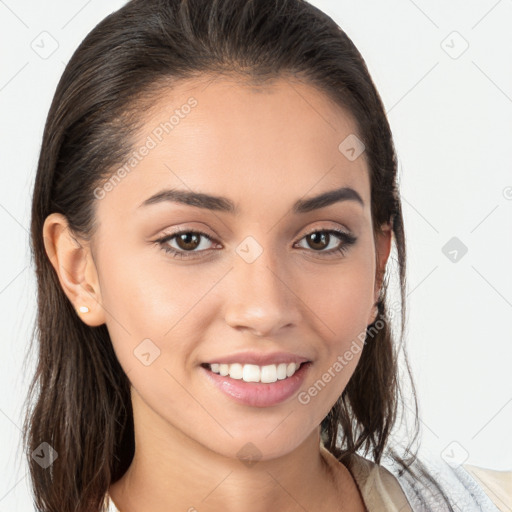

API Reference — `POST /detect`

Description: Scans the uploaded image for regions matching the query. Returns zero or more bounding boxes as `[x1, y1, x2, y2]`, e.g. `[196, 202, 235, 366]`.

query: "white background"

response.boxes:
[1, 1, 511, 509]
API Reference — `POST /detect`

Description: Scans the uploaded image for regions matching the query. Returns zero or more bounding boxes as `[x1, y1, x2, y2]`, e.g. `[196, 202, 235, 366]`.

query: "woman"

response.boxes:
[23, 0, 510, 510]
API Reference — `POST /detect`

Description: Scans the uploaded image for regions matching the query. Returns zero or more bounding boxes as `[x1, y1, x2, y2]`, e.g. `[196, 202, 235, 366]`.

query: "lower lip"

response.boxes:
[201, 363, 311, 407]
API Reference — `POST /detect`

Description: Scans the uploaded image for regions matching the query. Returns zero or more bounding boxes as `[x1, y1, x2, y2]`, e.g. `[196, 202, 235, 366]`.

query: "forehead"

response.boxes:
[96, 74, 370, 220]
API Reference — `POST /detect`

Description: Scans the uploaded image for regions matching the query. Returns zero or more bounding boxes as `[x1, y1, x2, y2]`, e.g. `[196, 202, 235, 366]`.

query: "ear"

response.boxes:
[42, 213, 106, 327]
[367, 221, 393, 325]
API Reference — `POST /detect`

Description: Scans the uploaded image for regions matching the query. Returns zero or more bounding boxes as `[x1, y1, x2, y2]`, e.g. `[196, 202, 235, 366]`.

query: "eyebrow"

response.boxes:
[138, 186, 364, 214]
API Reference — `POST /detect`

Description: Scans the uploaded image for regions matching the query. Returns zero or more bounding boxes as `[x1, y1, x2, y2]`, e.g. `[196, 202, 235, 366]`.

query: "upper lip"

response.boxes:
[203, 351, 311, 366]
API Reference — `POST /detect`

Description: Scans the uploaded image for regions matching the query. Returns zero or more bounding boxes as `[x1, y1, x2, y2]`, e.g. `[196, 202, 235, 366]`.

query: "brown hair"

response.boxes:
[24, 1, 423, 510]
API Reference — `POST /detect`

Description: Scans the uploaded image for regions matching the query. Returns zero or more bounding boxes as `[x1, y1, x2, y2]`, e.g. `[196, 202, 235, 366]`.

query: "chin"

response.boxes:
[201, 418, 318, 464]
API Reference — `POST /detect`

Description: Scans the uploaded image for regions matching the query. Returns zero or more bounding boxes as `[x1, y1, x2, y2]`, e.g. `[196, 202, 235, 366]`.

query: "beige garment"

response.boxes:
[321, 444, 512, 512]
[319, 444, 412, 511]
[463, 464, 512, 512]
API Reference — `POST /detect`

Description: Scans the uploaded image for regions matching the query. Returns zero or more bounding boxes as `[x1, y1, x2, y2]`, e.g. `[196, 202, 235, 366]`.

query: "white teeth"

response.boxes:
[261, 364, 277, 383]
[229, 363, 243, 379]
[208, 362, 301, 383]
[276, 363, 287, 380]
[242, 364, 260, 382]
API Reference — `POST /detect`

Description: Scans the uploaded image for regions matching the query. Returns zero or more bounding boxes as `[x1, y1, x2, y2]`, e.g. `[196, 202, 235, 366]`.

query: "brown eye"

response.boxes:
[305, 232, 330, 250]
[295, 228, 357, 257]
[156, 229, 218, 259]
[175, 232, 202, 251]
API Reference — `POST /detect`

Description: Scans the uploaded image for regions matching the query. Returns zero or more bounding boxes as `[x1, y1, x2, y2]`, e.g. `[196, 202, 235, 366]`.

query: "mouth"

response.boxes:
[200, 357, 312, 407]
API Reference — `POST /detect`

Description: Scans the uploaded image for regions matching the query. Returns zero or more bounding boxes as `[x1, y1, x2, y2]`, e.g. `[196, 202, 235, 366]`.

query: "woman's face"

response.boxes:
[87, 75, 391, 460]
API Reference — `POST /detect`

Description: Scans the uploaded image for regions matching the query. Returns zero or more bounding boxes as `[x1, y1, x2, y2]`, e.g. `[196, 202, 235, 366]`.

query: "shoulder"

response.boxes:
[463, 464, 512, 512]
[321, 443, 412, 510]
[321, 441, 508, 512]
[376, 450, 509, 512]
[341, 452, 413, 511]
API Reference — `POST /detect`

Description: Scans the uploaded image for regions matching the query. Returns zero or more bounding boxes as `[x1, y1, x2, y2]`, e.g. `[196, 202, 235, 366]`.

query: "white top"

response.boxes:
[102, 446, 510, 511]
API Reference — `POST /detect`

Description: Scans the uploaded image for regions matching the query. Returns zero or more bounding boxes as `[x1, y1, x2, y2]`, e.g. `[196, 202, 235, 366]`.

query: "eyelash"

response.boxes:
[155, 227, 357, 260]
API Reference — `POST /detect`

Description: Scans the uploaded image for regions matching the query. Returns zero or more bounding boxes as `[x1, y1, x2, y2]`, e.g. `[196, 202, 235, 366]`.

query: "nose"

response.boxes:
[223, 244, 302, 338]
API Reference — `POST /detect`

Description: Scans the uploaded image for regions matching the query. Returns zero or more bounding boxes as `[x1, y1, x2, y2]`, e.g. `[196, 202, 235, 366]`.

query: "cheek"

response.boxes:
[301, 252, 376, 345]
[294, 252, 376, 418]
[97, 243, 227, 374]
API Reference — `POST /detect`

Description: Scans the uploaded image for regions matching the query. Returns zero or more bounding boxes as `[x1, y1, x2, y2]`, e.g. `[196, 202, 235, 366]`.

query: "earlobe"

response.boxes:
[42, 213, 106, 327]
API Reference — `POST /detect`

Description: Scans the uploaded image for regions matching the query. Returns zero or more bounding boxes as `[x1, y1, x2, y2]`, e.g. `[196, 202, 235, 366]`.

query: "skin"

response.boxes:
[44, 74, 391, 511]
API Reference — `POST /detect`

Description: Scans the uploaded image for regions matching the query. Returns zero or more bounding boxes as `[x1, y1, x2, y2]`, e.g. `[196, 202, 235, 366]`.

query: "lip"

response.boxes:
[200, 361, 312, 407]
[202, 351, 310, 366]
